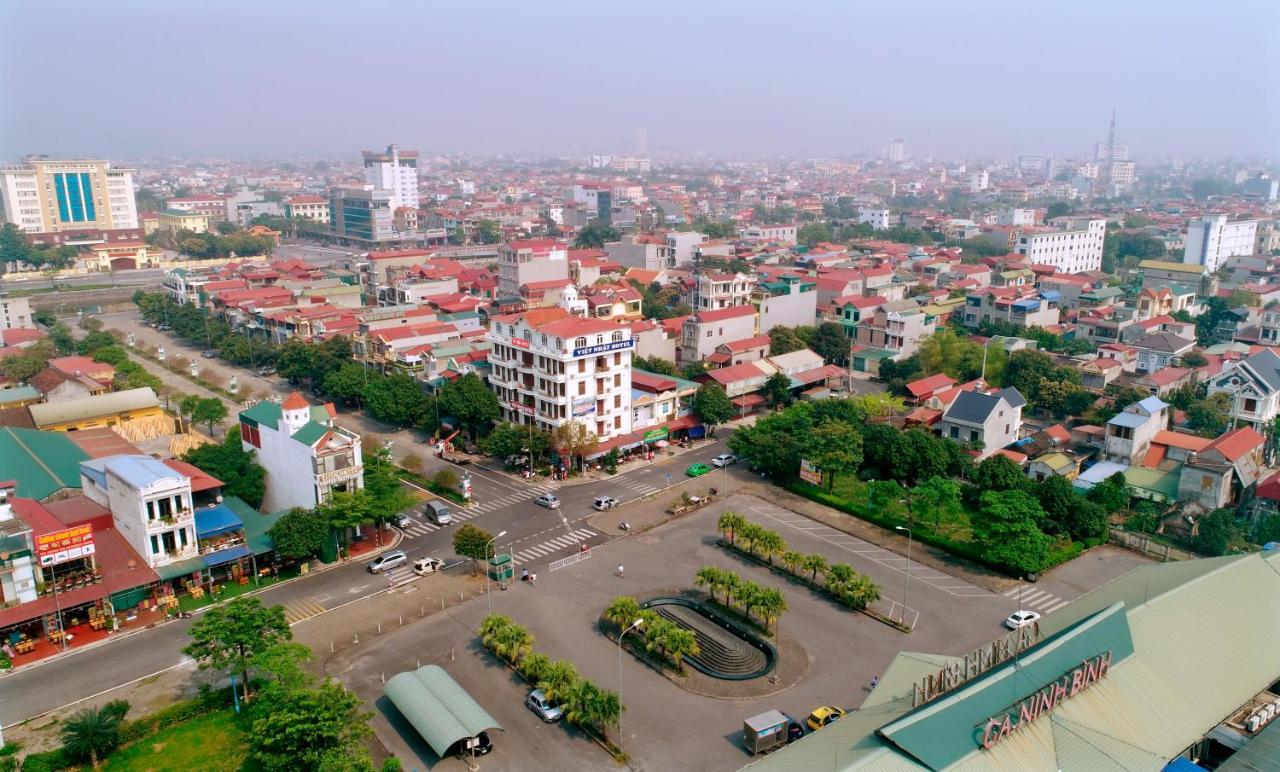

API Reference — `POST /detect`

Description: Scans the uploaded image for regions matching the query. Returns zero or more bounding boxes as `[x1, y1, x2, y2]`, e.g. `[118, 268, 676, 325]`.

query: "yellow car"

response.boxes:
[806, 706, 846, 731]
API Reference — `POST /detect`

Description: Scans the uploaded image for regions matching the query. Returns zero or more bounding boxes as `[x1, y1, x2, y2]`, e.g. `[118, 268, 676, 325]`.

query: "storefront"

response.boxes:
[745, 550, 1280, 771]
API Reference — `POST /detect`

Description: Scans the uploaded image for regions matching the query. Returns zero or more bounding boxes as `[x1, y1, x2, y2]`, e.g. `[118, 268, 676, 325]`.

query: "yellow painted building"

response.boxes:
[89, 241, 160, 271]
[27, 388, 164, 432]
[0, 158, 139, 234]
[158, 209, 211, 235]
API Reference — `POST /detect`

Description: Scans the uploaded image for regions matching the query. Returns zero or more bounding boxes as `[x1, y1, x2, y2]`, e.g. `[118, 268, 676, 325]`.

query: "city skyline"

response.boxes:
[2, 0, 1278, 161]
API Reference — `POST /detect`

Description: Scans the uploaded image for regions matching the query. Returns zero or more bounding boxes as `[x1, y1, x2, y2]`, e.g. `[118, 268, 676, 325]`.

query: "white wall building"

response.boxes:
[665, 231, 707, 266]
[1014, 217, 1106, 273]
[1184, 215, 1259, 273]
[239, 393, 364, 512]
[362, 144, 420, 211]
[858, 207, 892, 230]
[1, 296, 32, 329]
[79, 455, 198, 570]
[0, 158, 138, 233]
[0, 484, 38, 605]
[487, 309, 634, 441]
[998, 208, 1037, 227]
[886, 138, 905, 163]
[498, 239, 569, 297]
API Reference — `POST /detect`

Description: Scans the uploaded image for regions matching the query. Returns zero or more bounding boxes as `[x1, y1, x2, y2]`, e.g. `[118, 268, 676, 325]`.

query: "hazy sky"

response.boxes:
[3, 0, 1278, 161]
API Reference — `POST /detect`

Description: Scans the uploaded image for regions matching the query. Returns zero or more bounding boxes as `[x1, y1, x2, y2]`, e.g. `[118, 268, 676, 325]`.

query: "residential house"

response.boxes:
[78, 455, 198, 570]
[630, 369, 697, 431]
[1080, 357, 1123, 392]
[1206, 347, 1280, 432]
[677, 306, 757, 366]
[1131, 332, 1195, 374]
[1132, 366, 1194, 397]
[935, 387, 1026, 459]
[962, 287, 1061, 330]
[852, 300, 936, 369]
[1105, 396, 1169, 465]
[1136, 286, 1197, 321]
[706, 335, 771, 369]
[239, 393, 363, 512]
[904, 374, 957, 406]
[1027, 452, 1080, 482]
[1177, 427, 1265, 512]
[757, 274, 819, 332]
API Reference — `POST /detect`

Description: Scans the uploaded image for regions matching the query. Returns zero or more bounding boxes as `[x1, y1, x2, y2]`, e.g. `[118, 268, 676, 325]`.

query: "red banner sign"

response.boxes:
[36, 524, 96, 567]
[512, 338, 530, 349]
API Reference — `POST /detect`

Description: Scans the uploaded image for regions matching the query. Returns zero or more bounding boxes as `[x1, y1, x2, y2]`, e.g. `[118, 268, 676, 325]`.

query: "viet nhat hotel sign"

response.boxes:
[36, 524, 96, 567]
[571, 339, 634, 357]
[317, 465, 363, 486]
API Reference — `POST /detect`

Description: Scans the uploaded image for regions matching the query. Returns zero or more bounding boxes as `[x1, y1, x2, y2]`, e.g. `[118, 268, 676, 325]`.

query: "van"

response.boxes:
[425, 500, 454, 525]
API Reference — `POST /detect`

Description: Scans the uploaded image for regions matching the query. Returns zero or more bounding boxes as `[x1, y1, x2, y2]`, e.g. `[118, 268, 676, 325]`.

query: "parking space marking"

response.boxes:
[747, 504, 996, 599]
[284, 599, 327, 626]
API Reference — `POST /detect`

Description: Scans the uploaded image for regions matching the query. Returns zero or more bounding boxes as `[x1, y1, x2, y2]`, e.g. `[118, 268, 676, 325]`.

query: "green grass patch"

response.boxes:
[104, 708, 250, 772]
[176, 567, 296, 612]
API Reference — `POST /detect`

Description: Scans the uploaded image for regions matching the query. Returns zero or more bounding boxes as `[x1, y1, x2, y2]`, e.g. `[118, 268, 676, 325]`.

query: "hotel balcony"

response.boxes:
[147, 508, 193, 532]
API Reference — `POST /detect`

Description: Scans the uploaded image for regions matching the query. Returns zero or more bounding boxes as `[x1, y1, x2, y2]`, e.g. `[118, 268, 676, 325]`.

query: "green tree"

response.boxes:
[809, 420, 863, 490]
[322, 362, 367, 407]
[250, 681, 372, 772]
[973, 454, 1033, 493]
[316, 489, 373, 547]
[604, 595, 643, 628]
[491, 622, 534, 665]
[797, 222, 833, 247]
[182, 597, 291, 701]
[453, 523, 496, 573]
[60, 705, 124, 769]
[0, 339, 54, 382]
[536, 659, 580, 705]
[717, 511, 747, 547]
[437, 373, 502, 438]
[802, 553, 828, 584]
[633, 355, 680, 376]
[1187, 393, 1232, 437]
[692, 382, 734, 432]
[519, 651, 552, 683]
[251, 641, 316, 694]
[756, 529, 788, 566]
[474, 219, 502, 244]
[268, 508, 331, 560]
[191, 397, 229, 434]
[809, 321, 849, 365]
[911, 476, 962, 529]
[362, 373, 429, 427]
[362, 442, 414, 525]
[762, 371, 793, 409]
[562, 679, 622, 741]
[275, 339, 316, 385]
[780, 550, 805, 577]
[1192, 508, 1239, 556]
[183, 433, 267, 508]
[768, 326, 807, 356]
[754, 587, 788, 632]
[1044, 202, 1072, 221]
[0, 223, 37, 268]
[573, 221, 620, 249]
[479, 422, 551, 466]
[973, 490, 1052, 575]
[1003, 349, 1055, 403]
[1087, 472, 1131, 514]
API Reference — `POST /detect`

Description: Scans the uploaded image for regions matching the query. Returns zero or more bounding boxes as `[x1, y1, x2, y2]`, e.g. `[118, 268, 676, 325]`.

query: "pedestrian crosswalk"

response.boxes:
[284, 598, 327, 626]
[1001, 584, 1071, 614]
[616, 476, 661, 496]
[510, 529, 597, 566]
[397, 484, 561, 540]
[383, 564, 416, 586]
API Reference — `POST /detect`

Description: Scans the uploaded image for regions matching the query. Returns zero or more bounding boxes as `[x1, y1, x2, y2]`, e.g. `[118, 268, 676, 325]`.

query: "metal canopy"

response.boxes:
[384, 665, 502, 758]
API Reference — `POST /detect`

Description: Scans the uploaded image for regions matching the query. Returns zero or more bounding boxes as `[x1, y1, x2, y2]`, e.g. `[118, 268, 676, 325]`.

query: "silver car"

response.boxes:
[525, 689, 564, 722]
[535, 493, 560, 509]
[367, 550, 408, 573]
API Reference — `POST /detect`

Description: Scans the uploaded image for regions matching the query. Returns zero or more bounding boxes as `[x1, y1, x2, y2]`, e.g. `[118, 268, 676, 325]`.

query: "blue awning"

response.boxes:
[1039, 290, 1062, 301]
[204, 544, 253, 567]
[196, 504, 244, 539]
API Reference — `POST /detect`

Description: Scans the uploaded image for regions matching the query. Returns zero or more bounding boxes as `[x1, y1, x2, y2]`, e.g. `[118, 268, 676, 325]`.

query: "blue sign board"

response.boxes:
[572, 339, 635, 357]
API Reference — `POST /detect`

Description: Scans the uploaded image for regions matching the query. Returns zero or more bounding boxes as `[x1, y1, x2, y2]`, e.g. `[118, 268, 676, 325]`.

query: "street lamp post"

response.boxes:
[894, 526, 913, 629]
[617, 618, 644, 752]
[484, 530, 508, 611]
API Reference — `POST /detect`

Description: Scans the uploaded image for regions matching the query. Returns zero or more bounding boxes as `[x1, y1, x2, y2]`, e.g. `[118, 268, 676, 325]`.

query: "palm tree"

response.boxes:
[739, 522, 765, 557]
[642, 617, 674, 660]
[732, 581, 760, 622]
[780, 551, 805, 577]
[802, 553, 829, 585]
[846, 574, 882, 610]
[478, 614, 512, 650]
[695, 566, 727, 603]
[564, 680, 622, 742]
[604, 596, 642, 628]
[520, 651, 552, 682]
[537, 660, 579, 704]
[717, 511, 747, 546]
[591, 687, 623, 741]
[492, 623, 534, 665]
[826, 563, 856, 587]
[61, 706, 123, 769]
[562, 678, 599, 729]
[757, 530, 788, 565]
[756, 587, 789, 633]
[662, 627, 700, 672]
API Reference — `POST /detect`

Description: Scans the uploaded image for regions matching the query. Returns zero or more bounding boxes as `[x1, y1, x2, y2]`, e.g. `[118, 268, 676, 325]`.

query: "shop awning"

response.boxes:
[195, 505, 244, 539]
[586, 432, 643, 459]
[731, 393, 766, 407]
[385, 665, 502, 758]
[204, 544, 253, 567]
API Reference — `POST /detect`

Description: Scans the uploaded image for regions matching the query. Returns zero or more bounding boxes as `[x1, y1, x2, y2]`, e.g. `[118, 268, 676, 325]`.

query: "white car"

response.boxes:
[413, 557, 444, 576]
[1004, 609, 1042, 629]
[535, 493, 560, 509]
[712, 454, 738, 468]
[593, 496, 619, 511]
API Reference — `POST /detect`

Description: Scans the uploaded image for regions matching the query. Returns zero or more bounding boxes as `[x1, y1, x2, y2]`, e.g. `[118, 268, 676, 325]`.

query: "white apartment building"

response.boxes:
[998, 208, 1037, 227]
[604, 234, 674, 271]
[239, 393, 364, 512]
[858, 207, 892, 230]
[284, 195, 330, 224]
[1, 295, 33, 329]
[665, 231, 707, 266]
[1014, 217, 1106, 273]
[688, 272, 757, 312]
[487, 309, 634, 441]
[1184, 215, 1258, 273]
[80, 455, 197, 570]
[886, 138, 905, 163]
[0, 158, 138, 233]
[739, 223, 797, 244]
[498, 239, 569, 297]
[362, 144, 420, 211]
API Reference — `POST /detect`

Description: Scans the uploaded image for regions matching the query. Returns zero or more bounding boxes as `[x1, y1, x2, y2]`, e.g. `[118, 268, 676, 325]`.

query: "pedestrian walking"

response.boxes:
[530, 572, 537, 586]
[870, 676, 879, 689]
[617, 564, 625, 578]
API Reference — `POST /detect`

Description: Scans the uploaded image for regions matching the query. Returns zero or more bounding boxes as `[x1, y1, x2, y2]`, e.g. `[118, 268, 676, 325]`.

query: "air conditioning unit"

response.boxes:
[1247, 715, 1262, 732]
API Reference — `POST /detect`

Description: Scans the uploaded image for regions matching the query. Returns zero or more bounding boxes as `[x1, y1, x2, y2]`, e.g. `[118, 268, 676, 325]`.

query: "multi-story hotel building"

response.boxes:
[239, 393, 363, 512]
[487, 308, 634, 440]
[362, 144, 419, 211]
[0, 158, 138, 234]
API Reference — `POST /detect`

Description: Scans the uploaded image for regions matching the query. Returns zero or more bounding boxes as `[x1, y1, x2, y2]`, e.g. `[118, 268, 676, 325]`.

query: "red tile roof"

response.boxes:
[282, 392, 310, 410]
[1204, 427, 1264, 462]
[694, 306, 756, 323]
[706, 363, 767, 385]
[1153, 429, 1211, 452]
[906, 373, 956, 398]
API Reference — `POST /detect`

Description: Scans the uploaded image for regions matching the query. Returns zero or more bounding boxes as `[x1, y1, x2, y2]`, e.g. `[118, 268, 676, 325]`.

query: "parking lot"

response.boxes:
[329, 490, 1151, 771]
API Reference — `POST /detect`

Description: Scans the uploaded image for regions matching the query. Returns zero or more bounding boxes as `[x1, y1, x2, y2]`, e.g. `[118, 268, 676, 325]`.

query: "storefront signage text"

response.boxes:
[508, 400, 534, 415]
[511, 338, 530, 349]
[36, 524, 96, 567]
[317, 465, 363, 485]
[799, 459, 822, 485]
[979, 651, 1112, 750]
[572, 339, 634, 357]
[913, 624, 1041, 706]
[643, 427, 669, 442]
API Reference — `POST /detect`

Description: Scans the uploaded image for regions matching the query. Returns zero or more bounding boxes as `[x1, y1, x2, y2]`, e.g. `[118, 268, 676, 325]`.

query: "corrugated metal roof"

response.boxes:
[0, 426, 89, 500]
[28, 387, 159, 427]
[384, 665, 502, 757]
